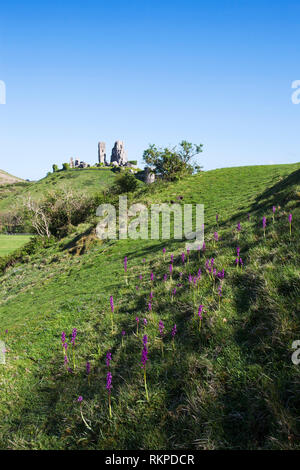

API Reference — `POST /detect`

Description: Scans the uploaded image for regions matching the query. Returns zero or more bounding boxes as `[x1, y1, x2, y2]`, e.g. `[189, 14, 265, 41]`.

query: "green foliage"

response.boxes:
[52, 164, 59, 173]
[0, 162, 299, 450]
[112, 170, 138, 193]
[143, 140, 203, 181]
[62, 163, 70, 171]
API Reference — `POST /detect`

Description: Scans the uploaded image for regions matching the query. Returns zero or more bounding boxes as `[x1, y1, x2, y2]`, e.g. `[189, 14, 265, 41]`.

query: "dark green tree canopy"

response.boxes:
[143, 141, 203, 181]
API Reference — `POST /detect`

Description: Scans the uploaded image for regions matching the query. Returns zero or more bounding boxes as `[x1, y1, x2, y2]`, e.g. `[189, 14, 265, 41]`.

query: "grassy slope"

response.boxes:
[0, 169, 116, 213]
[0, 163, 299, 450]
[0, 235, 33, 257]
[0, 169, 23, 185]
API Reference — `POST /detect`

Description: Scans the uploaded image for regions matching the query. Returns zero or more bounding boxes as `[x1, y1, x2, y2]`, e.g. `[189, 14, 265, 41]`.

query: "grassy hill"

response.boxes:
[0, 168, 117, 214]
[0, 162, 299, 450]
[0, 234, 33, 257]
[0, 169, 23, 186]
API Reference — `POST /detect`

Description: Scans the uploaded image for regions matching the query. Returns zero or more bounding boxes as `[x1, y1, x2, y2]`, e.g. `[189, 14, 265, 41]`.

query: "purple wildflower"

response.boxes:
[77, 396, 83, 403]
[141, 345, 148, 369]
[143, 334, 148, 346]
[110, 295, 114, 313]
[106, 372, 112, 393]
[217, 268, 225, 279]
[71, 328, 77, 347]
[163, 274, 168, 282]
[171, 324, 177, 338]
[181, 252, 185, 264]
[61, 331, 66, 344]
[214, 232, 219, 242]
[237, 222, 241, 232]
[124, 256, 127, 273]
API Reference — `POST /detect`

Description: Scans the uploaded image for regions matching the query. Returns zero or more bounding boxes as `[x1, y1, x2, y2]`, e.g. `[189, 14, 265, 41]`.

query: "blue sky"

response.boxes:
[0, 0, 300, 180]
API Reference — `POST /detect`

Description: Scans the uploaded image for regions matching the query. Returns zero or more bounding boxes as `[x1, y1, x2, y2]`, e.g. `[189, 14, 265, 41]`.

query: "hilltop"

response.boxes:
[0, 162, 299, 450]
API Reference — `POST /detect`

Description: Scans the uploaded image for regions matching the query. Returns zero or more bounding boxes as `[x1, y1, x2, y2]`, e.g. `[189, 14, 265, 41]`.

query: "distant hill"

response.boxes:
[0, 169, 24, 185]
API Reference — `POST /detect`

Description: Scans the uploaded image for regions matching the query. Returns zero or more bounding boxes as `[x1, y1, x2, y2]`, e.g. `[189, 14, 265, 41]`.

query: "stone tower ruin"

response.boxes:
[98, 142, 106, 165]
[110, 140, 128, 166]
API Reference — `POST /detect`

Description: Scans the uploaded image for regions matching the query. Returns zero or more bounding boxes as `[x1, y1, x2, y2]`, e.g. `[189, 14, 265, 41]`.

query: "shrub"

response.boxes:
[112, 170, 138, 193]
[143, 141, 203, 181]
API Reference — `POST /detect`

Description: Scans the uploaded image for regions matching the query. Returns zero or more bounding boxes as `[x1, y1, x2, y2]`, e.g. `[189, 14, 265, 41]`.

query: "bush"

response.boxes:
[23, 189, 99, 238]
[112, 171, 138, 193]
[143, 141, 203, 181]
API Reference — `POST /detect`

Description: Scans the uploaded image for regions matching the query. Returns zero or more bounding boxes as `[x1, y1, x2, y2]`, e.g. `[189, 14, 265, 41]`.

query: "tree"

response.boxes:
[112, 170, 138, 193]
[23, 196, 51, 238]
[23, 189, 96, 238]
[62, 163, 70, 171]
[52, 164, 59, 173]
[143, 141, 203, 181]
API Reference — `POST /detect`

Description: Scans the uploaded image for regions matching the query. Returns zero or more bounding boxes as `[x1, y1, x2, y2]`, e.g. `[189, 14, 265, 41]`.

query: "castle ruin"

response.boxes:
[98, 140, 128, 167]
[98, 142, 106, 165]
[69, 140, 131, 169]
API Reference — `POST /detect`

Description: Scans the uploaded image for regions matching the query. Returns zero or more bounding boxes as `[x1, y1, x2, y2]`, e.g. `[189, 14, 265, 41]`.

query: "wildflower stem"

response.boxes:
[80, 406, 92, 430]
[108, 393, 112, 418]
[144, 368, 149, 402]
[72, 348, 76, 371]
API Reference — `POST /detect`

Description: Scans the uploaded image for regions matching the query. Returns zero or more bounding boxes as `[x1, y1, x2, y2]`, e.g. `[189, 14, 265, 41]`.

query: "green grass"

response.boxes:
[0, 163, 299, 450]
[0, 234, 33, 257]
[0, 168, 117, 213]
